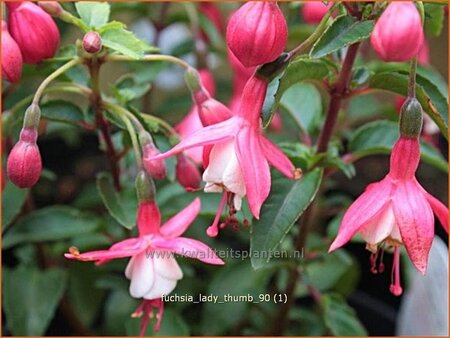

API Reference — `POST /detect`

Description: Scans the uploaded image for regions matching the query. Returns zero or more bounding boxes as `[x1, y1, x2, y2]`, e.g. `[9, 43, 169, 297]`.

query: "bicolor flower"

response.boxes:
[65, 196, 223, 335]
[330, 99, 448, 296]
[150, 74, 301, 236]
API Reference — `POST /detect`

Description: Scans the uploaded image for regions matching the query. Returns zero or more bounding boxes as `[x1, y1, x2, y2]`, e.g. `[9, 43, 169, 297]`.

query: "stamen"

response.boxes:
[389, 246, 403, 296]
[370, 250, 379, 274]
[206, 192, 228, 237]
[378, 244, 386, 273]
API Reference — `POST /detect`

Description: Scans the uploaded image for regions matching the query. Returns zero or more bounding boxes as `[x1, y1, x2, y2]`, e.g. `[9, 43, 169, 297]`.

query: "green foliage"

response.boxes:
[310, 16, 374, 59]
[2, 182, 28, 233]
[251, 169, 323, 270]
[75, 2, 111, 28]
[3, 266, 68, 335]
[424, 3, 445, 37]
[40, 100, 85, 126]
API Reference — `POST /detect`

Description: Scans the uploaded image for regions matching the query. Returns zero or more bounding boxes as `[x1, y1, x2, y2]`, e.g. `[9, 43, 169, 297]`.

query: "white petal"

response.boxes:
[222, 147, 246, 198]
[203, 141, 234, 184]
[359, 205, 396, 245]
[153, 253, 183, 280]
[128, 252, 155, 298]
[143, 275, 178, 300]
[125, 256, 135, 280]
[204, 182, 223, 193]
[233, 194, 242, 211]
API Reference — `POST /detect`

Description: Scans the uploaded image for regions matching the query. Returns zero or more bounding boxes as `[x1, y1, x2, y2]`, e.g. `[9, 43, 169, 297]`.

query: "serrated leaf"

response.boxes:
[280, 83, 323, 133]
[75, 2, 110, 28]
[251, 168, 323, 269]
[3, 206, 100, 249]
[424, 3, 444, 37]
[3, 266, 68, 335]
[111, 74, 151, 105]
[101, 27, 145, 59]
[321, 293, 368, 336]
[2, 182, 28, 233]
[349, 120, 448, 173]
[262, 58, 332, 126]
[40, 100, 85, 126]
[96, 172, 136, 229]
[369, 72, 448, 139]
[310, 16, 374, 58]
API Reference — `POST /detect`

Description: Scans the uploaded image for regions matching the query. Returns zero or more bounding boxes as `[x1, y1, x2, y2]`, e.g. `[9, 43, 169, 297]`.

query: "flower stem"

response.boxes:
[408, 56, 418, 98]
[104, 54, 191, 70]
[32, 58, 82, 105]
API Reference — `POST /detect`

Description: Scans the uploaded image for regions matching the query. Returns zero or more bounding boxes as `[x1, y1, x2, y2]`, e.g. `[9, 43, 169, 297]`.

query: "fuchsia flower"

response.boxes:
[7, 127, 42, 188]
[370, 2, 424, 62]
[1, 20, 22, 83]
[6, 1, 60, 64]
[175, 153, 201, 191]
[226, 2, 287, 67]
[330, 99, 448, 296]
[65, 196, 223, 335]
[301, 2, 333, 24]
[150, 74, 300, 236]
[142, 142, 166, 180]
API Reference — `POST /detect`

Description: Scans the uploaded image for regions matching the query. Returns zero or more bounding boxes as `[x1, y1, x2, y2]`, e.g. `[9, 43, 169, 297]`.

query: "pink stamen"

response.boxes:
[370, 251, 379, 274]
[389, 246, 403, 296]
[378, 244, 386, 273]
[134, 299, 165, 336]
[206, 192, 228, 237]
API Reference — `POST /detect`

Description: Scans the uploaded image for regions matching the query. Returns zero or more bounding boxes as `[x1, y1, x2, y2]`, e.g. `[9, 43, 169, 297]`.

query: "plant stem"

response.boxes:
[104, 54, 191, 70]
[87, 57, 122, 191]
[408, 56, 418, 98]
[269, 42, 361, 335]
[32, 58, 82, 105]
[316, 42, 361, 153]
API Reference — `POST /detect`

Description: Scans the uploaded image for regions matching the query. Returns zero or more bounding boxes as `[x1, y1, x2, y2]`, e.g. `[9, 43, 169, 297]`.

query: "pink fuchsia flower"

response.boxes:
[175, 153, 201, 191]
[370, 2, 424, 62]
[66, 195, 223, 334]
[226, 2, 287, 67]
[1, 20, 22, 83]
[330, 133, 448, 295]
[418, 39, 430, 66]
[7, 127, 42, 188]
[150, 74, 301, 234]
[141, 131, 166, 180]
[6, 1, 60, 64]
[301, 2, 333, 24]
[175, 69, 216, 163]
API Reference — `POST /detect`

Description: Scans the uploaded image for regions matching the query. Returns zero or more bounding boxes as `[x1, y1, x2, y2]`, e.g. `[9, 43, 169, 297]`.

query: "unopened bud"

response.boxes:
[399, 97, 423, 138]
[83, 31, 102, 54]
[7, 128, 42, 188]
[142, 138, 166, 180]
[23, 104, 41, 129]
[176, 154, 201, 191]
[198, 98, 233, 126]
[135, 170, 156, 203]
[38, 2, 64, 17]
[1, 20, 22, 83]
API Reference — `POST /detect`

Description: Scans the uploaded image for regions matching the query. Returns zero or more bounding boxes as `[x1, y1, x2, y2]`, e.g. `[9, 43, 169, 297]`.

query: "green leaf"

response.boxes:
[96, 172, 136, 229]
[280, 83, 323, 133]
[3, 266, 68, 335]
[321, 293, 368, 336]
[424, 3, 444, 37]
[101, 27, 145, 59]
[349, 120, 448, 173]
[111, 74, 151, 105]
[369, 72, 448, 139]
[310, 16, 374, 59]
[40, 100, 85, 126]
[251, 168, 323, 269]
[263, 58, 332, 126]
[75, 2, 110, 28]
[2, 182, 28, 233]
[3, 206, 100, 249]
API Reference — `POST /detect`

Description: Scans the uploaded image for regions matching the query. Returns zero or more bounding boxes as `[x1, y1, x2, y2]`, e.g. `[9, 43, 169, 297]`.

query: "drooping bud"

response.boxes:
[176, 154, 201, 191]
[7, 1, 60, 64]
[37, 1, 64, 17]
[301, 2, 332, 24]
[198, 98, 233, 126]
[140, 132, 166, 180]
[82, 31, 102, 54]
[399, 97, 423, 139]
[7, 127, 42, 188]
[370, 2, 424, 62]
[1, 20, 22, 83]
[135, 170, 156, 203]
[226, 2, 287, 67]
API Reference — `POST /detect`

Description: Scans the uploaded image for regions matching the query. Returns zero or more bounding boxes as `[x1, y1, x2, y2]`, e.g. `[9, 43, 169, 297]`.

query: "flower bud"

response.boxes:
[370, 2, 424, 62]
[226, 2, 287, 67]
[198, 98, 233, 126]
[7, 1, 60, 64]
[301, 2, 332, 24]
[83, 31, 102, 54]
[23, 104, 41, 129]
[1, 20, 22, 83]
[135, 170, 156, 203]
[141, 134, 166, 180]
[176, 154, 201, 191]
[37, 1, 64, 17]
[7, 128, 42, 188]
[399, 97, 423, 139]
